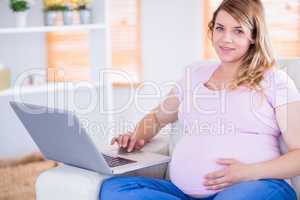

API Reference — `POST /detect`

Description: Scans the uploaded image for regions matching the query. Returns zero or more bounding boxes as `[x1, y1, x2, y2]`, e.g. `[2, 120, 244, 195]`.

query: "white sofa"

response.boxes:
[36, 133, 171, 200]
[36, 59, 300, 199]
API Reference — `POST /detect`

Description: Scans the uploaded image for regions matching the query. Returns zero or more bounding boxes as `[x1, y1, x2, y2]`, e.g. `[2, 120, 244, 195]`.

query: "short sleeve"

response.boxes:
[171, 61, 217, 103]
[172, 76, 185, 103]
[171, 64, 195, 103]
[264, 69, 300, 108]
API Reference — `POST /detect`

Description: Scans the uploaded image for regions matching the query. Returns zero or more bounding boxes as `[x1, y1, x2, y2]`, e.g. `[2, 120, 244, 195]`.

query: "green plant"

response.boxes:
[77, 4, 89, 10]
[45, 4, 68, 11]
[10, 0, 29, 12]
[72, 0, 91, 10]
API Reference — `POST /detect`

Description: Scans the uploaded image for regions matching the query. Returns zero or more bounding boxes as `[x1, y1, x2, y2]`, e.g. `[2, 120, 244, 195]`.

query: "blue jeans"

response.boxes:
[99, 176, 297, 200]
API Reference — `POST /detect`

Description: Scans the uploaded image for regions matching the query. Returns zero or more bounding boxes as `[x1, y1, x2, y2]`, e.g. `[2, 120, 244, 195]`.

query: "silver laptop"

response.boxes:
[10, 101, 170, 175]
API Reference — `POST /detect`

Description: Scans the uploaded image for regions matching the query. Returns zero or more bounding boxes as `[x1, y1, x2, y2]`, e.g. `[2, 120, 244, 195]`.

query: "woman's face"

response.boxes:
[212, 10, 254, 64]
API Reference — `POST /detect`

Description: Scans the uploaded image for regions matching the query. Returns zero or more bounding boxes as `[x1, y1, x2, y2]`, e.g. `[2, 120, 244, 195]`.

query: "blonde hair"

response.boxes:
[208, 0, 276, 92]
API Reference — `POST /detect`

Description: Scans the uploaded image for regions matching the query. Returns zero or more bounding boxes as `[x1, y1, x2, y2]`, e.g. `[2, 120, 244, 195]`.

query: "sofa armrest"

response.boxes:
[291, 176, 300, 199]
[36, 164, 111, 200]
[36, 134, 170, 200]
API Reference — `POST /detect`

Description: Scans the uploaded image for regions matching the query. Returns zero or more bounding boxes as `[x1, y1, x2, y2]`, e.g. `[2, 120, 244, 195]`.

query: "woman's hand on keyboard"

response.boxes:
[111, 133, 146, 152]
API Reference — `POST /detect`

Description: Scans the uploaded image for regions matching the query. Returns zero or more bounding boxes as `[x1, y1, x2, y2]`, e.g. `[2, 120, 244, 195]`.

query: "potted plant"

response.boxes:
[44, 0, 67, 26]
[63, 4, 74, 25]
[9, 0, 34, 27]
[73, 0, 92, 24]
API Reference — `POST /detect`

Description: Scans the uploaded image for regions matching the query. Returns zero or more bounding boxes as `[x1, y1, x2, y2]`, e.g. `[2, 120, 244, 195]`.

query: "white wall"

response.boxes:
[141, 0, 204, 83]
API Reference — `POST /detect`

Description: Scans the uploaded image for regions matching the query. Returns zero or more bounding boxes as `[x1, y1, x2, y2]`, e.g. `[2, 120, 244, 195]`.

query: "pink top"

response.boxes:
[170, 62, 300, 198]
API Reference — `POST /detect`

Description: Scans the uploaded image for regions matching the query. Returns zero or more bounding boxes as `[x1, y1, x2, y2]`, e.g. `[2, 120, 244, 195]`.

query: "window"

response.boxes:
[47, 32, 91, 82]
[110, 0, 142, 84]
[47, 0, 142, 85]
[204, 0, 300, 59]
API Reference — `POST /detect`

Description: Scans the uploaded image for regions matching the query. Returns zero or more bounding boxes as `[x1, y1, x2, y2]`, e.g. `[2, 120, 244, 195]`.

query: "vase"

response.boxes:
[14, 11, 28, 28]
[45, 11, 56, 26]
[0, 66, 10, 91]
[63, 10, 73, 25]
[80, 9, 92, 24]
[44, 11, 64, 26]
[72, 11, 80, 24]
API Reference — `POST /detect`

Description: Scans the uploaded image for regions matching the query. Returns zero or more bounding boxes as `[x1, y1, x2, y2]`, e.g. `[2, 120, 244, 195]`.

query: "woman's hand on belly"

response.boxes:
[203, 158, 258, 191]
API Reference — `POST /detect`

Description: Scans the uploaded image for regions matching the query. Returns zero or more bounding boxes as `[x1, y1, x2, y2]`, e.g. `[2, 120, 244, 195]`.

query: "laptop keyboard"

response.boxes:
[103, 154, 137, 167]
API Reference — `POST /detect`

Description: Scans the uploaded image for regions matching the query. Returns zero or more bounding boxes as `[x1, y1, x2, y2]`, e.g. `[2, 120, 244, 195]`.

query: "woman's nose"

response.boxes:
[221, 32, 234, 43]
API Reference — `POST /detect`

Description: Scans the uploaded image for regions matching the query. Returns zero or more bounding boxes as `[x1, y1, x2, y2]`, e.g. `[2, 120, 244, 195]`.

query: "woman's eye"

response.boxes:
[235, 29, 244, 34]
[215, 27, 223, 31]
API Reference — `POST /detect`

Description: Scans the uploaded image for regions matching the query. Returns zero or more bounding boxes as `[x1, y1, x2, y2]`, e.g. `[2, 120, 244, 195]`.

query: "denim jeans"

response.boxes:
[100, 176, 297, 200]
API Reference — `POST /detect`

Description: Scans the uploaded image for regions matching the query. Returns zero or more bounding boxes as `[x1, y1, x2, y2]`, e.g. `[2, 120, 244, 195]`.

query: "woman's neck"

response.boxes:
[219, 61, 241, 76]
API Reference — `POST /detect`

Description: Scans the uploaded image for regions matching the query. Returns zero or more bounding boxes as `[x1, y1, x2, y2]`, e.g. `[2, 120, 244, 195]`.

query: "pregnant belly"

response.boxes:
[169, 134, 281, 198]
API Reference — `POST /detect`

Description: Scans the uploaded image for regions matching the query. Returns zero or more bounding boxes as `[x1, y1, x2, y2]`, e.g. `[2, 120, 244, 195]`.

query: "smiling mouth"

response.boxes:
[220, 46, 235, 51]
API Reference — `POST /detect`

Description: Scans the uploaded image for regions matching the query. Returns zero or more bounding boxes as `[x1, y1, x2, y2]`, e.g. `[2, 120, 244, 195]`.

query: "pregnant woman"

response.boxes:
[100, 0, 300, 199]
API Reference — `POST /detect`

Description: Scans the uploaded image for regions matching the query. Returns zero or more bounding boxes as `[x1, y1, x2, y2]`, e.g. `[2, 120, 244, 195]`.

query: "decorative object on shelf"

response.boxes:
[79, 7, 92, 24]
[0, 63, 11, 91]
[72, 0, 92, 24]
[71, 10, 80, 25]
[44, 0, 67, 26]
[63, 7, 73, 25]
[9, 0, 34, 27]
[62, 1, 81, 25]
